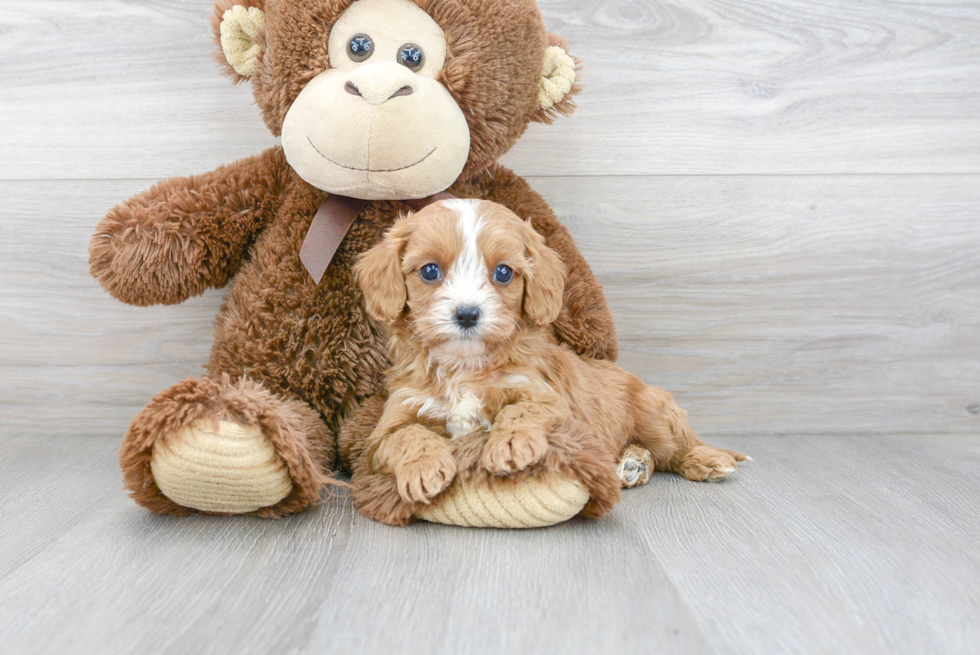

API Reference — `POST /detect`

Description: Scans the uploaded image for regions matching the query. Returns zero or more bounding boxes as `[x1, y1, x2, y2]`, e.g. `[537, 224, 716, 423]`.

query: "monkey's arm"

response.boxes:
[468, 165, 618, 361]
[89, 147, 290, 306]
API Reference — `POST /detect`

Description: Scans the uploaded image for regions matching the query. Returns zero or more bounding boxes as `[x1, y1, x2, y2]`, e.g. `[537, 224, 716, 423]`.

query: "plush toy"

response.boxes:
[89, 0, 621, 525]
[347, 199, 744, 526]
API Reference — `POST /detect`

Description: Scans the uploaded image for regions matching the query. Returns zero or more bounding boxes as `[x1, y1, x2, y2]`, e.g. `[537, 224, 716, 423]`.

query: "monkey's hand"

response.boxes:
[89, 147, 287, 306]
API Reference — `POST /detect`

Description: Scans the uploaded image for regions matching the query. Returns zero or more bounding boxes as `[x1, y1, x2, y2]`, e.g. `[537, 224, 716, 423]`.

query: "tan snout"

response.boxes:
[345, 63, 418, 106]
[281, 65, 470, 199]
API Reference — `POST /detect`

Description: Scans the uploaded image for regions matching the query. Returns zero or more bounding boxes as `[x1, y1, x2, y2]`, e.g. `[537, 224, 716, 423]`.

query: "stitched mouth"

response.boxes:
[307, 137, 436, 173]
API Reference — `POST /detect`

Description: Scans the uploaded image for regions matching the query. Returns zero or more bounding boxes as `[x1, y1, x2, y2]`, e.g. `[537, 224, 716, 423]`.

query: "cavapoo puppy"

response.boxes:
[353, 199, 744, 523]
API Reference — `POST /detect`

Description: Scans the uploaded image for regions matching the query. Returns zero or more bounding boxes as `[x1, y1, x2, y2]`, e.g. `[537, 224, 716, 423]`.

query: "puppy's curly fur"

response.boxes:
[351, 199, 745, 525]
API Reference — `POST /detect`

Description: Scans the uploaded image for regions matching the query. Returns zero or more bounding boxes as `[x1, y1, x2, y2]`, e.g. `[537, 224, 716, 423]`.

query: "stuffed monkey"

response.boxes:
[90, 0, 621, 525]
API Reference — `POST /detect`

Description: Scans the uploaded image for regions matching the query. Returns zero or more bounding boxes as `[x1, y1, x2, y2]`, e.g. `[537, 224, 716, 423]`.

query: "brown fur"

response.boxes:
[212, 0, 576, 177]
[343, 401, 621, 526]
[120, 375, 334, 517]
[348, 201, 744, 525]
[92, 0, 615, 516]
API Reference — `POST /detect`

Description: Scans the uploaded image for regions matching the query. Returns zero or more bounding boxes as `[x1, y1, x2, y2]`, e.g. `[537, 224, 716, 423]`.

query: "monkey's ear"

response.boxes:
[531, 34, 582, 124]
[212, 1, 266, 82]
[354, 216, 416, 324]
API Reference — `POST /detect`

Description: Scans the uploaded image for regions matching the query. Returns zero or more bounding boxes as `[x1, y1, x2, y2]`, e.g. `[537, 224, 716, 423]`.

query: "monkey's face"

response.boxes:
[280, 0, 470, 200]
[214, 0, 580, 200]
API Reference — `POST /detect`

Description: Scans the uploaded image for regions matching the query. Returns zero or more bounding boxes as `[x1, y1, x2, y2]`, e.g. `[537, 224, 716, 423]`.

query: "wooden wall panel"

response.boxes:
[1, 1, 978, 180]
[0, 0, 977, 439]
[2, 176, 977, 437]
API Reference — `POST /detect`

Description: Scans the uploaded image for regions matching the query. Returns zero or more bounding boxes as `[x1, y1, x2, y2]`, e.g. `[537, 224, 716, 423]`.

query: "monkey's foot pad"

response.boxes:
[414, 472, 589, 528]
[150, 419, 294, 514]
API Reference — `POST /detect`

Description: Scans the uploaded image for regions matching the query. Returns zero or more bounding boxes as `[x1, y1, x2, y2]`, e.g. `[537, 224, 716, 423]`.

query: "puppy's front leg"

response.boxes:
[375, 425, 457, 504]
[482, 395, 566, 475]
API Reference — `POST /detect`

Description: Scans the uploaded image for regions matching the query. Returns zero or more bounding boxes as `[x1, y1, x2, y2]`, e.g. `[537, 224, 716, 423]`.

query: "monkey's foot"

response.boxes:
[121, 376, 333, 517]
[151, 419, 293, 514]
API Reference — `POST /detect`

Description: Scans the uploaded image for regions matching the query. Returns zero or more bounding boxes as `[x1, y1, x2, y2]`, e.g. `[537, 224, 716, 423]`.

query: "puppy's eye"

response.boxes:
[397, 44, 424, 71]
[348, 34, 374, 62]
[419, 263, 441, 282]
[493, 264, 514, 285]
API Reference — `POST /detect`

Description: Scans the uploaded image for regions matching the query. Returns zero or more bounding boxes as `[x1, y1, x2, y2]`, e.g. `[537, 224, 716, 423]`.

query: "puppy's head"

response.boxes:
[355, 199, 566, 358]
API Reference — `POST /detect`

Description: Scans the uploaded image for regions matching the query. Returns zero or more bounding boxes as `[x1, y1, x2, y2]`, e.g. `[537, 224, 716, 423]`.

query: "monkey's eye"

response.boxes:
[348, 34, 374, 62]
[420, 263, 441, 282]
[493, 265, 514, 285]
[397, 44, 425, 71]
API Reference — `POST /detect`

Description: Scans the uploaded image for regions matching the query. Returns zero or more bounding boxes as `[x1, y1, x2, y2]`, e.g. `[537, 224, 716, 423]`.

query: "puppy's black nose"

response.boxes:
[453, 306, 481, 329]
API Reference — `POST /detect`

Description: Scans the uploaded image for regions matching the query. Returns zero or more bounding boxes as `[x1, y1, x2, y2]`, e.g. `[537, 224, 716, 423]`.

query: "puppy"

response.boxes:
[355, 199, 744, 509]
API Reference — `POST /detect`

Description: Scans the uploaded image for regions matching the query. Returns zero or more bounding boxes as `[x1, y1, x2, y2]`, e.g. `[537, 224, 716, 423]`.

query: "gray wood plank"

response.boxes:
[631, 435, 980, 655]
[1, 434, 978, 654]
[1, 0, 979, 180]
[0, 436, 122, 580]
[3, 176, 978, 439]
[534, 174, 980, 437]
[0, 434, 711, 655]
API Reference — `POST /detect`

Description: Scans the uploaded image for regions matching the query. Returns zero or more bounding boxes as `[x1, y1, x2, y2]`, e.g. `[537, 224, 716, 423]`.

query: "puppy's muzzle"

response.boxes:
[453, 306, 481, 329]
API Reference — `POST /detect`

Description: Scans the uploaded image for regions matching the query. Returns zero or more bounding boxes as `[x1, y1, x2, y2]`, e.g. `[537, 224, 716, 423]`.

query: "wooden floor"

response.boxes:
[2, 0, 979, 652]
[1, 434, 978, 654]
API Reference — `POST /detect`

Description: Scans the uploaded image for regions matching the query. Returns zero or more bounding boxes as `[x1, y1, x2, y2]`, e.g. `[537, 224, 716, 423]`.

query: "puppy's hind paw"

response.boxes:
[617, 445, 654, 488]
[677, 445, 740, 482]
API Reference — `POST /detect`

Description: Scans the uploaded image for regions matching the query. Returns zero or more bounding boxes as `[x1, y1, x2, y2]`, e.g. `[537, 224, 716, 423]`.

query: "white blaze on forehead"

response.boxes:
[428, 199, 502, 337]
[446, 198, 486, 299]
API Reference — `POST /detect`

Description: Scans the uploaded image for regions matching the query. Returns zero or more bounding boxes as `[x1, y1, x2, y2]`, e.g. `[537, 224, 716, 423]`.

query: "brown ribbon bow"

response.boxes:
[299, 191, 456, 285]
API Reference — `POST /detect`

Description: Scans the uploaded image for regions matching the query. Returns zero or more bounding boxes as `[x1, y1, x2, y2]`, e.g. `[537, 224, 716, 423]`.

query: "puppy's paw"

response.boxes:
[677, 445, 740, 482]
[395, 449, 458, 504]
[617, 445, 654, 489]
[481, 428, 549, 475]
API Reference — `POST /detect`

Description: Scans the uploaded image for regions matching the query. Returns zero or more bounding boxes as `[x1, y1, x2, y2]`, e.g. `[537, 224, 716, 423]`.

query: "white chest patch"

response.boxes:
[445, 392, 490, 439]
[404, 389, 491, 439]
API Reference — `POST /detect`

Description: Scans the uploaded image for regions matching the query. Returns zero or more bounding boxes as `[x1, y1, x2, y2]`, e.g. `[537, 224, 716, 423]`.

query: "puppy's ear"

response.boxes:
[355, 216, 415, 323]
[520, 221, 567, 326]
